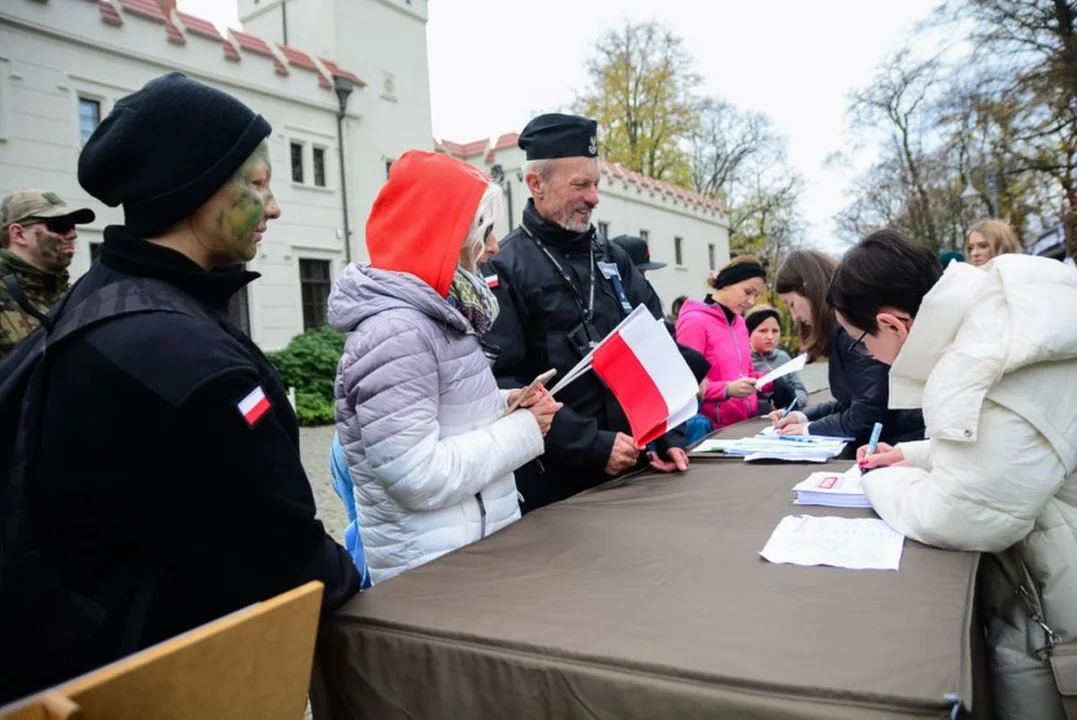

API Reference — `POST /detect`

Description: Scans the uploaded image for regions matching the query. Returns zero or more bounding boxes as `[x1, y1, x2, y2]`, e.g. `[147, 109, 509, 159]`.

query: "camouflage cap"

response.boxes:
[1, 189, 95, 231]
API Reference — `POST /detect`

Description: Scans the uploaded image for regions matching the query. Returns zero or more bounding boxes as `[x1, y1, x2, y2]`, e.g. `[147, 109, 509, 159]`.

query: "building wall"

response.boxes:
[446, 142, 731, 313]
[0, 0, 432, 350]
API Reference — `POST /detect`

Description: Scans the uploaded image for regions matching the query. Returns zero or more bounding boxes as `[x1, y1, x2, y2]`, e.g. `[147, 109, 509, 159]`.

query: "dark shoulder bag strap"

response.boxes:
[3, 273, 51, 329]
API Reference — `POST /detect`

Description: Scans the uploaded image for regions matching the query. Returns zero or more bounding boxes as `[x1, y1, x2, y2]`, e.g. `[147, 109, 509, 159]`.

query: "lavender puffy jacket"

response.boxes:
[329, 263, 543, 584]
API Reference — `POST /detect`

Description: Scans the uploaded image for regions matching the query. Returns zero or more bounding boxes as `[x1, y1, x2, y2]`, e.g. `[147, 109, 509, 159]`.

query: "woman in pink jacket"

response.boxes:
[675, 256, 767, 428]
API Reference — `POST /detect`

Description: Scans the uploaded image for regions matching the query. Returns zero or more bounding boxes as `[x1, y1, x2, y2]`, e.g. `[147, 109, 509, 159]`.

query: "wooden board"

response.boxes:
[2, 581, 324, 720]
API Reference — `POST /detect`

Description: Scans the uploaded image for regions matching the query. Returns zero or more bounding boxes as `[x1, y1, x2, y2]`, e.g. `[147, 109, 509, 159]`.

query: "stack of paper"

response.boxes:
[792, 465, 870, 508]
[690, 436, 848, 463]
[759, 515, 905, 571]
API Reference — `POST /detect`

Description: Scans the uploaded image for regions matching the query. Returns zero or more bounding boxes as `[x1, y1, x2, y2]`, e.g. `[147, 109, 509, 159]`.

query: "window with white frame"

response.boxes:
[675, 236, 684, 265]
[707, 243, 716, 270]
[78, 97, 101, 146]
[313, 146, 327, 187]
[290, 141, 305, 183]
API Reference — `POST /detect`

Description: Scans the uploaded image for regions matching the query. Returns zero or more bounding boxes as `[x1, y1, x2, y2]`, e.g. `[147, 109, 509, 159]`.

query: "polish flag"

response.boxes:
[238, 385, 272, 427]
[590, 306, 700, 445]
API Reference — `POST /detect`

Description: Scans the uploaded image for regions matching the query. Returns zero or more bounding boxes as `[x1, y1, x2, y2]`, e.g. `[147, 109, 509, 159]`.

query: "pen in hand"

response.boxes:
[779, 397, 799, 420]
[861, 421, 884, 475]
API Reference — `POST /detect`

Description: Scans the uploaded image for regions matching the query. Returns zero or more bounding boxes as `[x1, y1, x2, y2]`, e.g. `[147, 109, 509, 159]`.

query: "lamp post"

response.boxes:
[333, 76, 355, 265]
[489, 163, 514, 233]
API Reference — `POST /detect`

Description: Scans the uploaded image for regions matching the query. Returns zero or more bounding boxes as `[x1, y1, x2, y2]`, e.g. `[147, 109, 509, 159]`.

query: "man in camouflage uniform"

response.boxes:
[0, 189, 95, 359]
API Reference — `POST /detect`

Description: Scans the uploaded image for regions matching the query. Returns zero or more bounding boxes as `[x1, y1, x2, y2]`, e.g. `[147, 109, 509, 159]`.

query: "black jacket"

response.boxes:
[481, 202, 670, 512]
[32, 229, 358, 673]
[804, 324, 925, 445]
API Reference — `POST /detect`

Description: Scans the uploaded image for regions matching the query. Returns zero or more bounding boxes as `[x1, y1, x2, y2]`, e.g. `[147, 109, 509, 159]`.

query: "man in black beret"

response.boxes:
[480, 113, 690, 514]
[7, 72, 358, 694]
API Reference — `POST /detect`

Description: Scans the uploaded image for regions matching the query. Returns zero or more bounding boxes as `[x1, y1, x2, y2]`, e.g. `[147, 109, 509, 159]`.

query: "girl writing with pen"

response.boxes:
[767, 250, 924, 446]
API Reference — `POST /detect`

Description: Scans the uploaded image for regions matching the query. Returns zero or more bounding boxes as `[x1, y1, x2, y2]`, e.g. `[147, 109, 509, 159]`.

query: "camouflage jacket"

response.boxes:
[0, 249, 69, 360]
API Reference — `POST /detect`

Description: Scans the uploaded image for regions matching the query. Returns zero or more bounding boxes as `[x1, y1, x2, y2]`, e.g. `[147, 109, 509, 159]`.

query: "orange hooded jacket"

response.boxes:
[364, 149, 490, 298]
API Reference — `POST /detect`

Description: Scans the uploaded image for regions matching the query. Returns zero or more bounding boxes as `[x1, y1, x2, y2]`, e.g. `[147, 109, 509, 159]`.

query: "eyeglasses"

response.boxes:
[851, 329, 872, 357]
[24, 217, 77, 235]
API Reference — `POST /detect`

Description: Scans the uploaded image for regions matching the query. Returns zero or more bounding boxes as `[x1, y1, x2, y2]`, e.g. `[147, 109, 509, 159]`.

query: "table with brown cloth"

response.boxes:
[310, 410, 986, 720]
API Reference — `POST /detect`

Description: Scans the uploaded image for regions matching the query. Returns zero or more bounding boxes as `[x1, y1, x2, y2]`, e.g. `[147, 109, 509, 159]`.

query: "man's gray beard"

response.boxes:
[553, 207, 591, 233]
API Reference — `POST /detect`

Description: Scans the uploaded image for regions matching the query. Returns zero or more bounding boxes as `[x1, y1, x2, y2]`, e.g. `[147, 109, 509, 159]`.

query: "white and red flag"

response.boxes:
[551, 305, 699, 445]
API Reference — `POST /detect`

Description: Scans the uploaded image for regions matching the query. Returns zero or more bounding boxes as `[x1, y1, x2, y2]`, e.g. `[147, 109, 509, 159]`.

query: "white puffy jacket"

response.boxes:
[862, 255, 1077, 719]
[330, 264, 544, 585]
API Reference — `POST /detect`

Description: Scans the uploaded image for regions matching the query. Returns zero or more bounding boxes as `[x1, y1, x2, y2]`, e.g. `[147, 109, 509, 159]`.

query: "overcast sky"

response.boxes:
[178, 0, 941, 250]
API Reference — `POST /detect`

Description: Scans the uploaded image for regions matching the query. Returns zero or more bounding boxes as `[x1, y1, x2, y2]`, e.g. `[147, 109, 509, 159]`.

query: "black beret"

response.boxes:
[518, 113, 598, 160]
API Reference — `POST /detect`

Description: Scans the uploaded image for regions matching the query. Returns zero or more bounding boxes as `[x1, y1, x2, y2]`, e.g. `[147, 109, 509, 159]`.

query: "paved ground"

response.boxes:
[299, 424, 347, 545]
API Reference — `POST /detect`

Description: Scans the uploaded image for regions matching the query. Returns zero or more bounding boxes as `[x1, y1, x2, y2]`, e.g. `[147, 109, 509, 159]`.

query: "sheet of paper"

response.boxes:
[754, 353, 808, 388]
[759, 515, 905, 571]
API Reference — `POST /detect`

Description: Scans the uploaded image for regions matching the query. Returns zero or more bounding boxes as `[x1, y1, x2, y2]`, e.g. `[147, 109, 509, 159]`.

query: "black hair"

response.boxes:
[826, 228, 943, 333]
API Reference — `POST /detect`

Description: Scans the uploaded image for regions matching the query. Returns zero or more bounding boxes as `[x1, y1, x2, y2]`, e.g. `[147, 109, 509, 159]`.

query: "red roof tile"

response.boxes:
[116, 0, 166, 22]
[277, 44, 318, 71]
[176, 10, 222, 41]
[319, 58, 367, 88]
[98, 0, 123, 26]
[493, 132, 519, 151]
[438, 138, 490, 158]
[230, 29, 274, 57]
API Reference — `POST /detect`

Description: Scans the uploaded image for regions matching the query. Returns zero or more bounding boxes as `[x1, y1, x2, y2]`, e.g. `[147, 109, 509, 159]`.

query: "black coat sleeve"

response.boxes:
[161, 369, 360, 613]
[805, 333, 889, 440]
[483, 252, 615, 472]
[483, 255, 532, 389]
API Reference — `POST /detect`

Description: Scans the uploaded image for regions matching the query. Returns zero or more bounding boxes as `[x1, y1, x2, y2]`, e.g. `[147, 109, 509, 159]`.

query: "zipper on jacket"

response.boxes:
[475, 492, 487, 539]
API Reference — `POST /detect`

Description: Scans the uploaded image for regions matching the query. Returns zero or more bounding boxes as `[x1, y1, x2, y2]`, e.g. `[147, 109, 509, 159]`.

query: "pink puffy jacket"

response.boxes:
[675, 299, 765, 428]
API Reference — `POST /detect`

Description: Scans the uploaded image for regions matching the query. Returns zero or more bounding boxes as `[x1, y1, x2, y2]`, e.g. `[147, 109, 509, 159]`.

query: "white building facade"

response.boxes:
[439, 136, 730, 313]
[0, 0, 430, 350]
[1, 0, 728, 349]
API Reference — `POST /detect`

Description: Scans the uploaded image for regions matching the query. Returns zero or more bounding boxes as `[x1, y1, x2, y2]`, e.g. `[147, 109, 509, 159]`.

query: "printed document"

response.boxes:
[792, 465, 870, 508]
[759, 515, 905, 571]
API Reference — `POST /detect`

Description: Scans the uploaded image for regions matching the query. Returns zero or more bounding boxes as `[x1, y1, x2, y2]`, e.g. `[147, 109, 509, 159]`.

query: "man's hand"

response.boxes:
[777, 422, 808, 436]
[857, 442, 904, 470]
[604, 432, 640, 476]
[648, 447, 689, 473]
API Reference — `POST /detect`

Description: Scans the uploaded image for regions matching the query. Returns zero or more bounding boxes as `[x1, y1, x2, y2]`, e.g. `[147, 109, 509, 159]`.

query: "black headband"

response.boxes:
[714, 262, 766, 289]
[745, 308, 781, 335]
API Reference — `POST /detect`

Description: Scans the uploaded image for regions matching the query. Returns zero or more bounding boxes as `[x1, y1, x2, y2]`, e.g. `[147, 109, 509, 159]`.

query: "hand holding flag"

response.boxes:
[551, 306, 700, 447]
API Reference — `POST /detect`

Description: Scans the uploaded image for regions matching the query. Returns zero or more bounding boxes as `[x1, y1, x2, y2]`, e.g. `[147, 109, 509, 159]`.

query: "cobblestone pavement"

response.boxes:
[299, 424, 347, 546]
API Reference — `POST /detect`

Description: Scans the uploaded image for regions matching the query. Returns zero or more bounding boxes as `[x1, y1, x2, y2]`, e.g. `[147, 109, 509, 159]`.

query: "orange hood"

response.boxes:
[365, 149, 489, 298]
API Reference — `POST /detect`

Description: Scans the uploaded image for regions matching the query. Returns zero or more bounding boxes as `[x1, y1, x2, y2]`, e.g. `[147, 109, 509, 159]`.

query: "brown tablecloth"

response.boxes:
[311, 413, 984, 720]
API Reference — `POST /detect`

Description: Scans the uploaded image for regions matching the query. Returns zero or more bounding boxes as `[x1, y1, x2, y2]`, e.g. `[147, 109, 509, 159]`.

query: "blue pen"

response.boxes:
[862, 422, 884, 475]
[779, 397, 799, 420]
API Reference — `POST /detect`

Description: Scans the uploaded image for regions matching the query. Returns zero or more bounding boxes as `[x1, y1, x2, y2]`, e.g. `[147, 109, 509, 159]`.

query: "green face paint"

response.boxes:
[214, 142, 273, 262]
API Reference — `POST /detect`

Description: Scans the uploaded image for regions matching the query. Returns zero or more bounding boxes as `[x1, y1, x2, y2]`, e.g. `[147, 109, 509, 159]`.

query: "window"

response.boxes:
[385, 159, 394, 179]
[313, 146, 327, 187]
[639, 229, 649, 241]
[89, 242, 102, 262]
[597, 221, 609, 237]
[290, 141, 304, 183]
[675, 237, 684, 266]
[707, 243, 715, 270]
[78, 97, 101, 146]
[299, 259, 331, 330]
[228, 283, 251, 335]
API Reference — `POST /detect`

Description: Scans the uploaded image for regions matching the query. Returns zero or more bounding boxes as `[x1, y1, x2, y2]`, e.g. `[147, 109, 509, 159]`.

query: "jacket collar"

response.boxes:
[520, 199, 595, 250]
[889, 262, 994, 441]
[99, 226, 259, 311]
